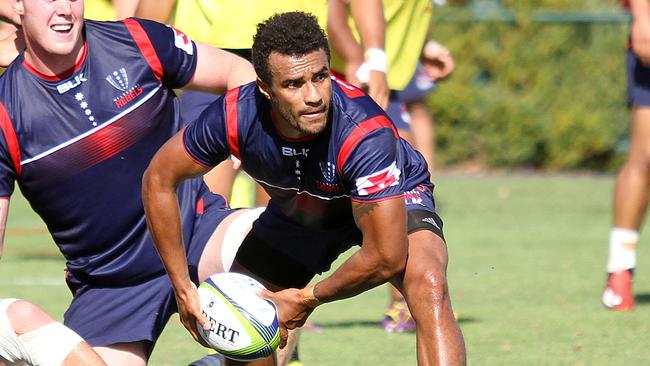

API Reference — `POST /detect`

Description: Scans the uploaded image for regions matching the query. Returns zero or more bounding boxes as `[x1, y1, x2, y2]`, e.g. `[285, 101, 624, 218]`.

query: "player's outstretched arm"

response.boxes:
[261, 197, 408, 346]
[0, 197, 9, 259]
[142, 131, 213, 346]
[313, 197, 408, 301]
[185, 43, 257, 93]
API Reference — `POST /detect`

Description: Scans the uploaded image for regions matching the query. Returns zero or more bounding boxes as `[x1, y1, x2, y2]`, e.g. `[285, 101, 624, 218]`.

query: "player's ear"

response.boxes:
[10, 0, 23, 16]
[256, 77, 272, 101]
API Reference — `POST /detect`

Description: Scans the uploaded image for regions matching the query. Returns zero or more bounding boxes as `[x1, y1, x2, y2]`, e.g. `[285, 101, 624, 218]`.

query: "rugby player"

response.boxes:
[143, 12, 467, 365]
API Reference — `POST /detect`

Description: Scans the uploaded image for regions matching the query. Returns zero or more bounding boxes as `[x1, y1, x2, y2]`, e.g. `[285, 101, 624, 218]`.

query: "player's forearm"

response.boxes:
[313, 245, 406, 303]
[327, 0, 364, 65]
[0, 198, 9, 259]
[630, 0, 650, 22]
[142, 171, 193, 293]
[348, 0, 385, 51]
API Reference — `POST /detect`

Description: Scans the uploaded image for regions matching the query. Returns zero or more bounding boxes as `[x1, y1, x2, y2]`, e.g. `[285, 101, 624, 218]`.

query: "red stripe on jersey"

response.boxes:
[225, 87, 241, 159]
[0, 102, 21, 176]
[336, 115, 397, 175]
[124, 18, 164, 81]
[196, 198, 205, 214]
[331, 75, 366, 98]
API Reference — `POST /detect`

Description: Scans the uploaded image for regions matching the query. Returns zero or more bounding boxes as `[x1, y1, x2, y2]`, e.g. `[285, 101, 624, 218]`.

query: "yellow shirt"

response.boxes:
[84, 0, 117, 21]
[172, 0, 326, 49]
[330, 0, 432, 90]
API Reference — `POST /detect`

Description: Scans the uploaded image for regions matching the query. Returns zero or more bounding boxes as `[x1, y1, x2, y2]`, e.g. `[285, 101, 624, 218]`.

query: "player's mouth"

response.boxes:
[50, 23, 73, 34]
[300, 107, 327, 120]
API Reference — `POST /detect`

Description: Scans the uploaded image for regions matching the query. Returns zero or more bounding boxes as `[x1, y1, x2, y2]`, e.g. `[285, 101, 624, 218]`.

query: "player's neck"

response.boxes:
[23, 40, 85, 79]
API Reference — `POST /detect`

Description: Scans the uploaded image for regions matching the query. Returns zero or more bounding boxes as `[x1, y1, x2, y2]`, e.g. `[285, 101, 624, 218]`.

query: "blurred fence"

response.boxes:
[429, 1, 630, 170]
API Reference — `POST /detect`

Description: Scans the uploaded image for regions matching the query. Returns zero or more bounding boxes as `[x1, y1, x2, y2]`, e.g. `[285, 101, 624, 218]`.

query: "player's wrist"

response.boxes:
[300, 285, 323, 308]
[363, 48, 387, 73]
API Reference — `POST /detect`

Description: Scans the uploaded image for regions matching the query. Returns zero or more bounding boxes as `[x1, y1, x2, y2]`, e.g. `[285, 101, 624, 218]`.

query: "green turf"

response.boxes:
[1, 174, 649, 365]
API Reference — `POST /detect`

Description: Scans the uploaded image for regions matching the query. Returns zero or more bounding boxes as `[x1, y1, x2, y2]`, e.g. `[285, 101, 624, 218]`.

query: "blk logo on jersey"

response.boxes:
[282, 147, 309, 157]
[169, 26, 193, 55]
[355, 161, 401, 196]
[57, 73, 87, 94]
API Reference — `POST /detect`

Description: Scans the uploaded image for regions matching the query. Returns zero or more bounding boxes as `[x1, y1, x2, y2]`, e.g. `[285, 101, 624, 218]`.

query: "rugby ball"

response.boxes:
[196, 272, 280, 361]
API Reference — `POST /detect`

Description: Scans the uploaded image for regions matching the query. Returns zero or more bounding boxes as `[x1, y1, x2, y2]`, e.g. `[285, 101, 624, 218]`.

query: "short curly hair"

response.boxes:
[252, 11, 330, 86]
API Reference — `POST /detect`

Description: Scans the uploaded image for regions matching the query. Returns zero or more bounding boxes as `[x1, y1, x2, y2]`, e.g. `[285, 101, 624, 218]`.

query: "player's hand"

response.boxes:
[344, 60, 364, 89]
[258, 287, 317, 349]
[365, 70, 389, 110]
[632, 17, 650, 65]
[174, 282, 211, 347]
[421, 40, 454, 81]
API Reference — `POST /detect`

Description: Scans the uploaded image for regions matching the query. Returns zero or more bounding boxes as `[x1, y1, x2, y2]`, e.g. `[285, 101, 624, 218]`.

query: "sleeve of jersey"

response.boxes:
[135, 18, 197, 88]
[182, 97, 230, 167]
[342, 129, 406, 202]
[0, 131, 16, 198]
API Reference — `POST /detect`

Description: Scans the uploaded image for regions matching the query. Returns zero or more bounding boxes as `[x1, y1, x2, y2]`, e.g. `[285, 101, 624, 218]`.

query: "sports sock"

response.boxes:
[606, 227, 639, 273]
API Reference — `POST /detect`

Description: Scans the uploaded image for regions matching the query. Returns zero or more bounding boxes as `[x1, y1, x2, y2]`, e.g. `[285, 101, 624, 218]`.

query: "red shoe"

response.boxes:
[602, 269, 635, 311]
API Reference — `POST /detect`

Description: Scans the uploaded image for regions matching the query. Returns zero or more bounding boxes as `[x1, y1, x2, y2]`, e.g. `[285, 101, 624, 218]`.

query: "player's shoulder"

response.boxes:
[330, 78, 395, 137]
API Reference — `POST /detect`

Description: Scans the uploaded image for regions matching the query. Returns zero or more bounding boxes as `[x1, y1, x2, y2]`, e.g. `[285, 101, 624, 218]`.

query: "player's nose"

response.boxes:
[303, 81, 323, 106]
[53, 0, 73, 15]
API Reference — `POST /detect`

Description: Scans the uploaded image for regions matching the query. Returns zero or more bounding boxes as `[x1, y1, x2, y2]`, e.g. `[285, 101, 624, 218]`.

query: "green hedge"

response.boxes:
[429, 1, 629, 170]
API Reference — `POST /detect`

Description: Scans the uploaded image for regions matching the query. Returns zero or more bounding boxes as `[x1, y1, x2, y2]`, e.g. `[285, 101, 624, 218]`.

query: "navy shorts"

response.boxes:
[627, 48, 650, 107]
[386, 63, 437, 131]
[386, 97, 412, 131]
[235, 185, 443, 289]
[393, 63, 437, 104]
[63, 192, 233, 356]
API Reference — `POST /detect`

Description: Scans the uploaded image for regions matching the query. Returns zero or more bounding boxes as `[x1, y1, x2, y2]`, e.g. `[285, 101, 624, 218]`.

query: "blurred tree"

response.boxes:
[430, 0, 629, 170]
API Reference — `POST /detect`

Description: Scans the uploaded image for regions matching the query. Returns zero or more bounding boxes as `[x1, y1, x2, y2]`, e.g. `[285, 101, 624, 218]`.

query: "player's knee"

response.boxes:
[7, 300, 54, 334]
[409, 268, 449, 305]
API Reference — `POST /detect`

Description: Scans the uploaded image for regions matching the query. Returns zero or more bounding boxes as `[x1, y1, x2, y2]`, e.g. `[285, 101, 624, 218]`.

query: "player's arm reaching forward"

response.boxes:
[142, 130, 226, 345]
[0, 198, 8, 259]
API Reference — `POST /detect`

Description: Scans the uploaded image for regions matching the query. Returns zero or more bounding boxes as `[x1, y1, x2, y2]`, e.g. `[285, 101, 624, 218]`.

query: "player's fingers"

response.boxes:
[278, 326, 288, 349]
[257, 288, 274, 301]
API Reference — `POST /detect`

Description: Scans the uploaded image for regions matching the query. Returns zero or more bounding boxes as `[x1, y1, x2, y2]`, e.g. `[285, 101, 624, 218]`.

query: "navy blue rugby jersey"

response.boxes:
[0, 18, 207, 285]
[184, 78, 432, 272]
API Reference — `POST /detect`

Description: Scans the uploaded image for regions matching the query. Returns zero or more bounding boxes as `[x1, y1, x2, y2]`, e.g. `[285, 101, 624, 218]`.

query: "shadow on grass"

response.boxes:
[311, 317, 478, 330]
[635, 293, 650, 305]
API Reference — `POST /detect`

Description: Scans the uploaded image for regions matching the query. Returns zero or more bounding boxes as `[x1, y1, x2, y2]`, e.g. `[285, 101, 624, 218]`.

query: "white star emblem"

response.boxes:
[85, 109, 92, 116]
[80, 101, 88, 109]
[75, 93, 84, 101]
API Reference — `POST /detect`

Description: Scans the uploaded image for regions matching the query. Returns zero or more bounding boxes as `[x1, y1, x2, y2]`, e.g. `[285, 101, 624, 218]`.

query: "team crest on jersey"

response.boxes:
[354, 161, 401, 196]
[169, 26, 193, 55]
[106, 68, 143, 108]
[315, 161, 343, 193]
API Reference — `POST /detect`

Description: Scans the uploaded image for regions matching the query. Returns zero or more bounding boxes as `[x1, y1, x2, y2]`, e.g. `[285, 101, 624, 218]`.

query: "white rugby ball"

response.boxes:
[196, 272, 280, 361]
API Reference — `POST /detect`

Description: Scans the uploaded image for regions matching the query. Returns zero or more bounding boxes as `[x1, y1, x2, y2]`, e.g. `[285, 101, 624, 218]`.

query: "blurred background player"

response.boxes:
[602, 0, 650, 312]
[0, 298, 106, 366]
[327, 0, 454, 332]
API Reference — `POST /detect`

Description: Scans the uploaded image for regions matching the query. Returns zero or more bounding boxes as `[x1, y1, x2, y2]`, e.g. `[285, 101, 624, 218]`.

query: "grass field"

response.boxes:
[1, 173, 649, 365]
